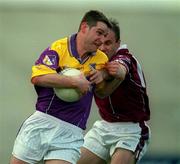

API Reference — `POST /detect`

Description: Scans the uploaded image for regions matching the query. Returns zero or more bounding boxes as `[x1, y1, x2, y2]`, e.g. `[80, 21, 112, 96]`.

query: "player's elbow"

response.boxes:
[31, 76, 40, 85]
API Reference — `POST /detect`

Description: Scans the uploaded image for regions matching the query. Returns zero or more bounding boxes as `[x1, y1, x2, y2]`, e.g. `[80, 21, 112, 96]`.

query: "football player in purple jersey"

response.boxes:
[10, 10, 112, 164]
[78, 19, 151, 164]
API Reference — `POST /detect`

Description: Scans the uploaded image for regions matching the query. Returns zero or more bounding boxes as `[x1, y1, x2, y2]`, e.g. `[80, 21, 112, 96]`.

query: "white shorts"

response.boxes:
[12, 111, 83, 164]
[83, 120, 150, 162]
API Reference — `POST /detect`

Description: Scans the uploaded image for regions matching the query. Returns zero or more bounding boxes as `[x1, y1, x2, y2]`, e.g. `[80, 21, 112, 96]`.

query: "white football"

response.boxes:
[54, 68, 83, 102]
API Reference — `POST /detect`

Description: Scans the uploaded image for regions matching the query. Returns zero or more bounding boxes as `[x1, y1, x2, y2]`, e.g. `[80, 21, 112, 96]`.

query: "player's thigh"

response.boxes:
[45, 159, 71, 164]
[111, 148, 135, 164]
[77, 147, 106, 164]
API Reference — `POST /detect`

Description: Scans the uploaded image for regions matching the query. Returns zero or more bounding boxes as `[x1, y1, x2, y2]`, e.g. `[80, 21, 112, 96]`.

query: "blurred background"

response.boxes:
[0, 0, 179, 163]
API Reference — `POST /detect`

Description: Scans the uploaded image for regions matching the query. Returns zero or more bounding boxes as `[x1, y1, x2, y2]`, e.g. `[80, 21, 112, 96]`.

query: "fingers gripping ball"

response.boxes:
[54, 68, 83, 102]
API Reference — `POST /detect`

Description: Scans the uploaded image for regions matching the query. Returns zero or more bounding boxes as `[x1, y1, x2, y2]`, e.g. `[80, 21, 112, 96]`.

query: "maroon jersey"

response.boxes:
[94, 47, 150, 122]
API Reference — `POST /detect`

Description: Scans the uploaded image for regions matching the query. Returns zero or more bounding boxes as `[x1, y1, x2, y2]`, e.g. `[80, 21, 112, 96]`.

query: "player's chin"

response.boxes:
[91, 44, 99, 51]
[89, 47, 97, 53]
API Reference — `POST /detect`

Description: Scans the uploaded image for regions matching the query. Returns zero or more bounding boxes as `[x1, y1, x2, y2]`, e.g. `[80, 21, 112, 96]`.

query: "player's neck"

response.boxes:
[76, 33, 87, 57]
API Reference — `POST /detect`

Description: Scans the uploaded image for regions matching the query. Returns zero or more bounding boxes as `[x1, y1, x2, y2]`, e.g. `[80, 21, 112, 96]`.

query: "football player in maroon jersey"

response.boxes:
[78, 19, 151, 164]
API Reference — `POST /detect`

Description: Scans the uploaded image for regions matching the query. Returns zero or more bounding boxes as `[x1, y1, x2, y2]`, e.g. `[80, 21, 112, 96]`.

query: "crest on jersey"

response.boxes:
[43, 55, 56, 66]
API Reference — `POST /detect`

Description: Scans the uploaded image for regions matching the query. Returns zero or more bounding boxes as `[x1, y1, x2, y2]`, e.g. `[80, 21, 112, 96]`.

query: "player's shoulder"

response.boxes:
[117, 48, 131, 57]
[50, 37, 68, 50]
[114, 44, 134, 59]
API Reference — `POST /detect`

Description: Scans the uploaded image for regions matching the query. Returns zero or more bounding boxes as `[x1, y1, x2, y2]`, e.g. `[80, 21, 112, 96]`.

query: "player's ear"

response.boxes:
[115, 39, 121, 49]
[117, 39, 121, 45]
[80, 22, 88, 33]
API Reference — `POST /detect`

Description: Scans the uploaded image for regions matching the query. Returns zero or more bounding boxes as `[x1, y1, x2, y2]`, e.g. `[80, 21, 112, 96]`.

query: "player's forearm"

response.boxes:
[31, 74, 76, 88]
[95, 78, 123, 98]
[95, 65, 126, 98]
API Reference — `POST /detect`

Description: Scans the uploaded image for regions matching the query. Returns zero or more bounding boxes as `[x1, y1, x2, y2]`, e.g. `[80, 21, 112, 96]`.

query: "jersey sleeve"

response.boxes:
[31, 47, 60, 78]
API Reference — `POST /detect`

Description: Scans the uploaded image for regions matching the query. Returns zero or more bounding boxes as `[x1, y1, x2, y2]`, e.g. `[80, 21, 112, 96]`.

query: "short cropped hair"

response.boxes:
[109, 18, 120, 42]
[79, 10, 112, 31]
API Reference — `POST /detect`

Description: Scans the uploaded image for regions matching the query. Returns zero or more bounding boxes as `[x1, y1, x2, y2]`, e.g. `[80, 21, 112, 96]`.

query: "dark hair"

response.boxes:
[109, 18, 120, 42]
[79, 10, 112, 31]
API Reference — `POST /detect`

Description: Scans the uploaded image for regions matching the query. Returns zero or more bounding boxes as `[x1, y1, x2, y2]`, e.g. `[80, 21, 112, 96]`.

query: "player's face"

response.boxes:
[84, 22, 109, 52]
[99, 30, 120, 59]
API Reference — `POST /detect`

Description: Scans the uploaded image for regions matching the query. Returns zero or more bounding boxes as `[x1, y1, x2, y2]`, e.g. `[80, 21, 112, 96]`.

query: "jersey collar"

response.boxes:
[69, 33, 95, 63]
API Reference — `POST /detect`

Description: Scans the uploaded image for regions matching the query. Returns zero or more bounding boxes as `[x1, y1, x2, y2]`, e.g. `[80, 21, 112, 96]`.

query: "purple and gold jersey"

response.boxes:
[31, 34, 108, 130]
